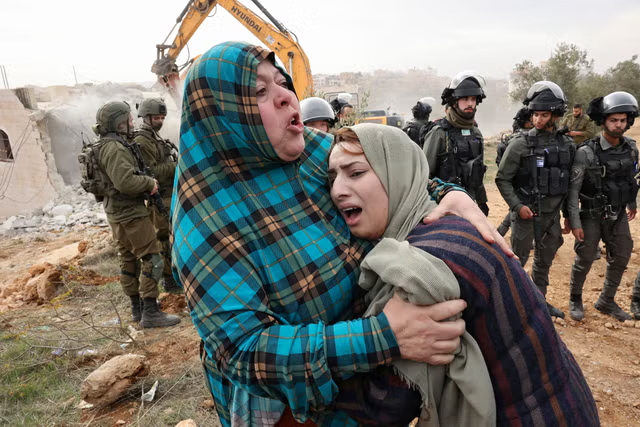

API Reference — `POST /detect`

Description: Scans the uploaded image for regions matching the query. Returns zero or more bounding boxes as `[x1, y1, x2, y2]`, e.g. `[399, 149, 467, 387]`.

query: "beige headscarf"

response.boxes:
[348, 124, 495, 427]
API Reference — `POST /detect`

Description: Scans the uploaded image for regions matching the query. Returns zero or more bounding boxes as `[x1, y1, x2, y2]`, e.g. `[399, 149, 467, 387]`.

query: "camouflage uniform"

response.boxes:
[496, 128, 575, 298]
[567, 135, 638, 321]
[560, 113, 597, 144]
[98, 134, 162, 299]
[133, 125, 177, 282]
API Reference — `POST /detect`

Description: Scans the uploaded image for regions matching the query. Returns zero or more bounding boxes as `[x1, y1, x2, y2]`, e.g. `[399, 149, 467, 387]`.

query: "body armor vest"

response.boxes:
[514, 131, 572, 203]
[434, 119, 485, 191]
[579, 139, 638, 215]
[134, 128, 178, 163]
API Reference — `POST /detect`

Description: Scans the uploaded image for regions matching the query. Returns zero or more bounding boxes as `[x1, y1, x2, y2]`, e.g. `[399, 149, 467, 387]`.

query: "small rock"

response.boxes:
[633, 401, 640, 408]
[604, 322, 614, 329]
[553, 317, 566, 326]
[175, 420, 198, 427]
[115, 421, 126, 426]
[605, 389, 613, 396]
[623, 320, 635, 328]
[163, 408, 175, 416]
[202, 399, 215, 409]
[636, 323, 640, 329]
[590, 287, 601, 292]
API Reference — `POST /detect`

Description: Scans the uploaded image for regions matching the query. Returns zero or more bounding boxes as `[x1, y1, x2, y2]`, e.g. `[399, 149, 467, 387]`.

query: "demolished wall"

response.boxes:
[0, 89, 63, 218]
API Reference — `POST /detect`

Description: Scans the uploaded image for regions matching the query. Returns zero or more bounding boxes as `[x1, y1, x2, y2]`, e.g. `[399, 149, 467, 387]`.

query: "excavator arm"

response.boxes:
[152, 0, 313, 104]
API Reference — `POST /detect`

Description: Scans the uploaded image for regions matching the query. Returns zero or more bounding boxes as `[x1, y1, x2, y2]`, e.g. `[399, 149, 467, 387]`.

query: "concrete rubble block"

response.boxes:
[53, 215, 67, 226]
[25, 216, 43, 227]
[1, 216, 17, 231]
[12, 217, 28, 229]
[51, 204, 74, 217]
[80, 354, 150, 406]
[175, 420, 198, 427]
[43, 200, 55, 214]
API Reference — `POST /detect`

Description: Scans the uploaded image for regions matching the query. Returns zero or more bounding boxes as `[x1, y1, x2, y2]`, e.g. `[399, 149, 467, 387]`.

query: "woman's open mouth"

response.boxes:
[341, 207, 362, 225]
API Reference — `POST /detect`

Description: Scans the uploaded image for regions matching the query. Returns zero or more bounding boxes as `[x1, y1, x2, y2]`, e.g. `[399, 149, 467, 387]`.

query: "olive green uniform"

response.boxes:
[98, 133, 163, 299]
[495, 128, 575, 293]
[560, 113, 597, 144]
[133, 125, 177, 277]
[568, 135, 637, 304]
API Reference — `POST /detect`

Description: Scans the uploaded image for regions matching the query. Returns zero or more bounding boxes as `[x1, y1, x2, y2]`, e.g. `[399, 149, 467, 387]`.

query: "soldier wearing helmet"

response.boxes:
[300, 97, 336, 133]
[496, 107, 534, 237]
[495, 81, 575, 319]
[94, 101, 181, 329]
[330, 93, 355, 128]
[133, 98, 181, 294]
[423, 71, 489, 215]
[566, 91, 640, 322]
[403, 97, 434, 147]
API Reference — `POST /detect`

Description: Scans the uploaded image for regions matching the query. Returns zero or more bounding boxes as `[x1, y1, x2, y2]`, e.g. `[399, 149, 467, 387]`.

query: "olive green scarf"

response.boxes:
[350, 124, 495, 426]
[446, 107, 476, 130]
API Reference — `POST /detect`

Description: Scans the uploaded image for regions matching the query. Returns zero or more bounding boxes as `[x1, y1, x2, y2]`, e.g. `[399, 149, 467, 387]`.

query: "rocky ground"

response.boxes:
[2, 128, 640, 425]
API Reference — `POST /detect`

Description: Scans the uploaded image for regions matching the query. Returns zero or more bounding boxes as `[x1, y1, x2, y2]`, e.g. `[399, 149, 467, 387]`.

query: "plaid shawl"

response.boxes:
[171, 42, 400, 427]
[408, 217, 599, 427]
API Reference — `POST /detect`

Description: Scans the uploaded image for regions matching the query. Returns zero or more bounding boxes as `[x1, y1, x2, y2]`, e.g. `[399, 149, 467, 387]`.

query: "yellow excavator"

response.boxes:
[152, 0, 313, 104]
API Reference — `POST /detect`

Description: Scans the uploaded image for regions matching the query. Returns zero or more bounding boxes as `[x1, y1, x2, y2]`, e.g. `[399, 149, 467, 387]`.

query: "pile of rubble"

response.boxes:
[0, 185, 107, 236]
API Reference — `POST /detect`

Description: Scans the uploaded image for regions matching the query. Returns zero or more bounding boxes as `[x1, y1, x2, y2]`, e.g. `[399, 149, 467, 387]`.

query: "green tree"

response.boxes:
[509, 43, 592, 104]
[607, 55, 640, 101]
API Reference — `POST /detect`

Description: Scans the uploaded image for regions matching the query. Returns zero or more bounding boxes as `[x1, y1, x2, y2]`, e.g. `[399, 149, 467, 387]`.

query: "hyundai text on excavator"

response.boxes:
[152, 0, 313, 104]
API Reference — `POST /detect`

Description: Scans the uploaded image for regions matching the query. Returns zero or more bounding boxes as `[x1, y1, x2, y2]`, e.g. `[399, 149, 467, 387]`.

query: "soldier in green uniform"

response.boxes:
[567, 92, 639, 321]
[94, 101, 181, 328]
[403, 97, 434, 148]
[496, 107, 533, 236]
[560, 103, 597, 144]
[300, 97, 336, 133]
[495, 81, 575, 318]
[423, 71, 489, 215]
[134, 98, 181, 294]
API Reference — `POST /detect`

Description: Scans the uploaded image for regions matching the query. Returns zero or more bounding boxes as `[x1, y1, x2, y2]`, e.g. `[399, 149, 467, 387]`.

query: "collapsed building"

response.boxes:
[0, 84, 179, 220]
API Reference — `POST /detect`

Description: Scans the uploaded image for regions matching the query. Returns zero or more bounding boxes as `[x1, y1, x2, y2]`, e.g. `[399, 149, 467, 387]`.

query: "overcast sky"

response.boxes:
[2, 0, 639, 88]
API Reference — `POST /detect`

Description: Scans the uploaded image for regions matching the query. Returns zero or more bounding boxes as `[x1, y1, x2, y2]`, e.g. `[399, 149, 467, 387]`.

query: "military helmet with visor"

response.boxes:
[524, 81, 567, 115]
[442, 71, 487, 105]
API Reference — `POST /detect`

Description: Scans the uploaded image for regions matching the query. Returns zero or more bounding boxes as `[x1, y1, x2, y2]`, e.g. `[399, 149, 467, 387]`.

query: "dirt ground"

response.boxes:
[2, 125, 640, 426]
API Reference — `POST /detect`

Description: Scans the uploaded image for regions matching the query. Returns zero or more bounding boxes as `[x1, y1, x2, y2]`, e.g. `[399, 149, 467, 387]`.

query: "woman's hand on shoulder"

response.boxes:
[424, 190, 516, 258]
[383, 295, 466, 365]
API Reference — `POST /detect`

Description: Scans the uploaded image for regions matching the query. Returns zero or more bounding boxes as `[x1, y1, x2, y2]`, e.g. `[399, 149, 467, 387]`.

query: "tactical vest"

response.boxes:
[403, 122, 422, 146]
[434, 119, 485, 191]
[496, 132, 518, 166]
[514, 131, 573, 203]
[78, 138, 118, 202]
[579, 139, 638, 213]
[134, 128, 178, 163]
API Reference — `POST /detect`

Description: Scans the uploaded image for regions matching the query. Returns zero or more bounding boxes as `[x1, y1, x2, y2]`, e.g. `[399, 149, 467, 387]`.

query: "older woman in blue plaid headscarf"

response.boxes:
[171, 41, 510, 427]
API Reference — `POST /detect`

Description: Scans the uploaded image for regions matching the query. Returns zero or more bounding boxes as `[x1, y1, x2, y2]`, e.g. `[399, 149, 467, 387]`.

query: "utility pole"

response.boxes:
[0, 65, 9, 89]
[72, 65, 78, 85]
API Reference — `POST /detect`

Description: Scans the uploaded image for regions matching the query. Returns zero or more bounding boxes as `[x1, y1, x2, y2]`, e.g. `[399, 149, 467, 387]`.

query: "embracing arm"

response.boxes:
[183, 254, 400, 417]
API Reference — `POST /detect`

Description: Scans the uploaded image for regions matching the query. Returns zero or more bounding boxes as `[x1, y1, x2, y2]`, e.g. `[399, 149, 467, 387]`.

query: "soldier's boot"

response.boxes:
[630, 297, 640, 320]
[546, 303, 565, 319]
[140, 297, 181, 329]
[568, 294, 584, 321]
[162, 275, 182, 294]
[130, 295, 143, 323]
[594, 296, 632, 322]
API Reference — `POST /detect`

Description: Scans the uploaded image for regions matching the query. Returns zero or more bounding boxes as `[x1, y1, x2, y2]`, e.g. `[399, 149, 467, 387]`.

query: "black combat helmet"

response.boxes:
[329, 93, 353, 115]
[587, 91, 639, 128]
[512, 106, 531, 130]
[523, 81, 567, 116]
[412, 97, 434, 119]
[441, 71, 487, 106]
[95, 101, 131, 136]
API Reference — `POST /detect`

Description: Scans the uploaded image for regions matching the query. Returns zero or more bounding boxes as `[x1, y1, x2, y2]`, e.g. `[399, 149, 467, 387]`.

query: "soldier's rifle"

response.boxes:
[126, 141, 169, 217]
